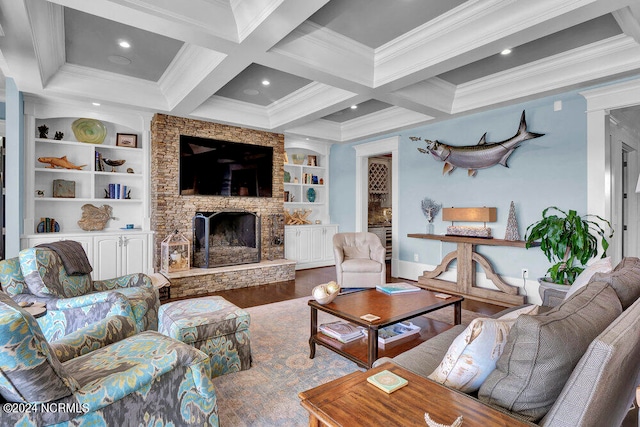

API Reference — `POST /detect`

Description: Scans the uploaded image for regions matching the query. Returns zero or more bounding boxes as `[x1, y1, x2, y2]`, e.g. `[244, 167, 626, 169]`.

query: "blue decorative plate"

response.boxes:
[307, 188, 316, 203]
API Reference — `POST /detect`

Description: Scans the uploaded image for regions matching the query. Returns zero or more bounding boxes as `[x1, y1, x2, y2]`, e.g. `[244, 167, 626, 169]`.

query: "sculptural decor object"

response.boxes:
[103, 158, 126, 172]
[37, 125, 49, 139]
[38, 156, 86, 170]
[411, 111, 544, 177]
[77, 204, 113, 231]
[54, 131, 64, 140]
[71, 118, 107, 144]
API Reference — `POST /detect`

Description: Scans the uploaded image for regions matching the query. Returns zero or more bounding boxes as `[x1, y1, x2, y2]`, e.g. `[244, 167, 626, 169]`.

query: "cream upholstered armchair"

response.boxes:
[333, 232, 386, 287]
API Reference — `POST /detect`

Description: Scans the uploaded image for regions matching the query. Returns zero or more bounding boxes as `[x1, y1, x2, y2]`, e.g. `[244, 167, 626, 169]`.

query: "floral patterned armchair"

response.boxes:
[0, 292, 218, 426]
[0, 246, 159, 341]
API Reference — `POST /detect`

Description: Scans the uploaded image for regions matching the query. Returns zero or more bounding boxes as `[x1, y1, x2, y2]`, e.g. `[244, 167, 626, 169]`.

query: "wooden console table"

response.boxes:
[408, 234, 539, 307]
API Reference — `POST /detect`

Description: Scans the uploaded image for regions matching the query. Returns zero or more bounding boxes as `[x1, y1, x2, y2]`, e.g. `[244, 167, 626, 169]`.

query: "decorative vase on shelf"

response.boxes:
[427, 222, 434, 234]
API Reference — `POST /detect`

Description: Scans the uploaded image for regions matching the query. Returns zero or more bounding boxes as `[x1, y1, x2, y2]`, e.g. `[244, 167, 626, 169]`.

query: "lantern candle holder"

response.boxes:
[161, 230, 191, 274]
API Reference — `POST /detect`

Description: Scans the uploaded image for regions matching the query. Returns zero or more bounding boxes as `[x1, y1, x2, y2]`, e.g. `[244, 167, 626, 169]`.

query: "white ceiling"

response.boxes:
[1, 0, 640, 143]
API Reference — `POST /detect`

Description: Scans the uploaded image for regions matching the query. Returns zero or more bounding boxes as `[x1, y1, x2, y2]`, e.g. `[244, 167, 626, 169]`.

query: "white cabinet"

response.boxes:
[284, 226, 312, 265]
[93, 233, 152, 279]
[22, 231, 153, 280]
[21, 234, 93, 265]
[285, 224, 338, 270]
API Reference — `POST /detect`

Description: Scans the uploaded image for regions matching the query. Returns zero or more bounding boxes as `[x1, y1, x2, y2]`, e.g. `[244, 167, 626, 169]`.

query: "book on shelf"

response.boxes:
[367, 370, 408, 394]
[376, 282, 421, 294]
[319, 321, 364, 343]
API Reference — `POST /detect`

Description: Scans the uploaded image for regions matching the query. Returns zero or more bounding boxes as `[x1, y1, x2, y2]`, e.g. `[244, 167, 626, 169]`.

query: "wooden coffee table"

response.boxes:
[308, 288, 463, 368]
[299, 362, 533, 427]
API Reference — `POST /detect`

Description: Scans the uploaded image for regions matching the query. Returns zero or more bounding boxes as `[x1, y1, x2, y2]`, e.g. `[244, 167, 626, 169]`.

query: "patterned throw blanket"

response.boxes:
[37, 240, 93, 275]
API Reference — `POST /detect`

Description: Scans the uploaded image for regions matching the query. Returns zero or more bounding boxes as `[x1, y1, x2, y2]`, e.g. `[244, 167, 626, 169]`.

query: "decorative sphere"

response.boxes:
[326, 281, 340, 294]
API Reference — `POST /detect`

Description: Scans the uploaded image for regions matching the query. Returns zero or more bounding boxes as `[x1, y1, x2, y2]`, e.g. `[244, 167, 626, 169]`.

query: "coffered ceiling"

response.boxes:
[1, 0, 640, 143]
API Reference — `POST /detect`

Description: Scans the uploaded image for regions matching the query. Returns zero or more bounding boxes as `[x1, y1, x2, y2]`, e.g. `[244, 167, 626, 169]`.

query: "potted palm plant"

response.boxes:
[525, 206, 613, 285]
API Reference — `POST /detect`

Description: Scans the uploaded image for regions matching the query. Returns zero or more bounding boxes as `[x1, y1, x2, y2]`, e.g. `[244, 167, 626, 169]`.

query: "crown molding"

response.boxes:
[270, 20, 374, 87]
[580, 75, 640, 111]
[116, 0, 240, 43]
[268, 82, 356, 128]
[340, 106, 432, 142]
[189, 95, 271, 130]
[284, 119, 342, 142]
[614, 7, 640, 44]
[233, 0, 284, 42]
[46, 63, 168, 110]
[391, 77, 456, 114]
[158, 44, 227, 110]
[453, 35, 640, 113]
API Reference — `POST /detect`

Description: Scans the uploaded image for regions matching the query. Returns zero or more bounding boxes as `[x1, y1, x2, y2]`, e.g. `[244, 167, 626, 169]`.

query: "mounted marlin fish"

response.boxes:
[412, 111, 544, 177]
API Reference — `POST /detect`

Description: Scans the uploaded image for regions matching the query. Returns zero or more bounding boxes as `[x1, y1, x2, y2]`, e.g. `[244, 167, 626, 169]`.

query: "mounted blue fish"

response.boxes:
[412, 111, 544, 177]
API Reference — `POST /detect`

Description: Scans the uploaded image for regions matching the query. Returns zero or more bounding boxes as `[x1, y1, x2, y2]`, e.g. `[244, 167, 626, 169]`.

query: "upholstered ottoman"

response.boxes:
[158, 296, 251, 378]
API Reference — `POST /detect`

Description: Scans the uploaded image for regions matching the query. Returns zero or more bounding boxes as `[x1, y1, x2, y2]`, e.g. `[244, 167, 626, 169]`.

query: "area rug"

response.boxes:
[212, 296, 481, 426]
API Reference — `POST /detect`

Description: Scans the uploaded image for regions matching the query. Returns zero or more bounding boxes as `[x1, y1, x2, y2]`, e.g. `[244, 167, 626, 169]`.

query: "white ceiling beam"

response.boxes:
[453, 35, 640, 114]
[45, 0, 240, 52]
[613, 7, 640, 44]
[268, 82, 360, 130]
[168, 0, 330, 116]
[0, 0, 45, 91]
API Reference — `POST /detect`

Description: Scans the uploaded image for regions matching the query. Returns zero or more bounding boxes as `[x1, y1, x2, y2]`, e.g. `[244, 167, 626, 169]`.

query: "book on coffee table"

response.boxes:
[367, 370, 408, 394]
[377, 322, 421, 345]
[319, 321, 364, 343]
[376, 282, 421, 294]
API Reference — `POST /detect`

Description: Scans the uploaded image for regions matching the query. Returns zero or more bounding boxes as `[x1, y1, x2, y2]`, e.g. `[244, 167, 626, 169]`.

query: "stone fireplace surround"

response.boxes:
[150, 114, 294, 298]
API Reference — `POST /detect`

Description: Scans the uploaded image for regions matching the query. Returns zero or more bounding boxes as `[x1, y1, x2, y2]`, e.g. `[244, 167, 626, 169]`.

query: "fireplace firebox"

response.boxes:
[192, 210, 261, 268]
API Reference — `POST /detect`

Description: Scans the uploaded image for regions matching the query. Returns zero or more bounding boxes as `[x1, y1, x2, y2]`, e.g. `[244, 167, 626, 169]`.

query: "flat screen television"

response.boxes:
[180, 135, 273, 197]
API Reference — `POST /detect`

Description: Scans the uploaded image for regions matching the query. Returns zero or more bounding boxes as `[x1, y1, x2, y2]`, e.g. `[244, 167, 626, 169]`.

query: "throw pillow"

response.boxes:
[478, 281, 622, 422]
[343, 246, 370, 259]
[590, 257, 640, 309]
[428, 305, 539, 393]
[564, 256, 612, 300]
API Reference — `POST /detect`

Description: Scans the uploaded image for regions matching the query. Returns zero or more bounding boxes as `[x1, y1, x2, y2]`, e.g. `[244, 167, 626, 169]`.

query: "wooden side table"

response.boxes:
[299, 362, 533, 427]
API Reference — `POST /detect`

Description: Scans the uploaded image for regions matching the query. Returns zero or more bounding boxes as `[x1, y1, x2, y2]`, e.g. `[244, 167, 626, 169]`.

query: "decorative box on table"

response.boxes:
[161, 230, 190, 274]
[443, 207, 496, 238]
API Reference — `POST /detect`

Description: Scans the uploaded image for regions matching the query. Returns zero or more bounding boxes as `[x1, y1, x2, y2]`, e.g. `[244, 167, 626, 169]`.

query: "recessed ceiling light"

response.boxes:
[350, 105, 358, 109]
[501, 48, 512, 55]
[119, 40, 131, 49]
[243, 89, 260, 96]
[261, 79, 270, 86]
[108, 55, 131, 65]
[92, 102, 101, 106]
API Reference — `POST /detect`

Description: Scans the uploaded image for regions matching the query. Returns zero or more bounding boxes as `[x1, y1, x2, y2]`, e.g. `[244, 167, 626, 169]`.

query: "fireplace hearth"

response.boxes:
[193, 210, 261, 268]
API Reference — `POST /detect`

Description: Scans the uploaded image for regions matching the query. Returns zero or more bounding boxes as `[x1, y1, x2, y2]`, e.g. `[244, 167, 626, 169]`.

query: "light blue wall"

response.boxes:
[329, 91, 588, 280]
[5, 79, 24, 257]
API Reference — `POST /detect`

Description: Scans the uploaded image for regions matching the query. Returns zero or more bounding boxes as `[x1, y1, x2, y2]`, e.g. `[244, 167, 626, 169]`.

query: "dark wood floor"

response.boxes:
[170, 263, 505, 317]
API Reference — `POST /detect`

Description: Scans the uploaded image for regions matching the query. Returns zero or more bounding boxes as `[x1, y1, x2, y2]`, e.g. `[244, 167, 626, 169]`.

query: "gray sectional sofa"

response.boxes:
[376, 257, 640, 427]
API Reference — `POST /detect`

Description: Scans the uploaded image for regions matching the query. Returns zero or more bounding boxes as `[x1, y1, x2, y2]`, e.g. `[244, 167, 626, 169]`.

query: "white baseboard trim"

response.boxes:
[395, 260, 542, 306]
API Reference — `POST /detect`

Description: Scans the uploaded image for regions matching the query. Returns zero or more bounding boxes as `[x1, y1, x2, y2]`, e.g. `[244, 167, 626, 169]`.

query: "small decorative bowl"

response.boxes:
[291, 154, 305, 165]
[312, 283, 341, 305]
